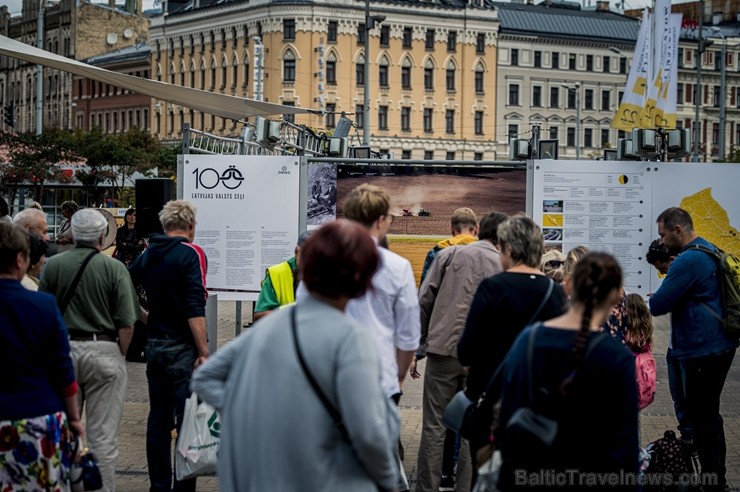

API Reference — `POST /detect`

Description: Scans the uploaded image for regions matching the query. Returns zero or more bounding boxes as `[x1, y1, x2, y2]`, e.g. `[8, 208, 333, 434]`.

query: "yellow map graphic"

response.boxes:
[542, 214, 564, 227]
[679, 188, 740, 257]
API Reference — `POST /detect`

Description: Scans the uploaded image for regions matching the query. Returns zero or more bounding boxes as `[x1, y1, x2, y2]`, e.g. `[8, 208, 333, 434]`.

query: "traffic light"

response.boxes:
[3, 104, 14, 128]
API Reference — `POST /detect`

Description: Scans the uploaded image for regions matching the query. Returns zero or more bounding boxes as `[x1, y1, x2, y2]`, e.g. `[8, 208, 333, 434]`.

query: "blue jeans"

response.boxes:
[681, 349, 735, 490]
[666, 348, 693, 442]
[146, 339, 198, 492]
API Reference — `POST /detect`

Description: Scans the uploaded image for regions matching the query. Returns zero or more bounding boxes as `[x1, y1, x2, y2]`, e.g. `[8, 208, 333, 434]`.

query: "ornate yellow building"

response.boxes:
[150, 0, 498, 159]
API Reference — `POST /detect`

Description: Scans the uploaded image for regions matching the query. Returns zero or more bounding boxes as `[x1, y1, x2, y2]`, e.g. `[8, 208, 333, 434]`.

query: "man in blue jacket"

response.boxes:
[129, 200, 208, 492]
[649, 207, 737, 491]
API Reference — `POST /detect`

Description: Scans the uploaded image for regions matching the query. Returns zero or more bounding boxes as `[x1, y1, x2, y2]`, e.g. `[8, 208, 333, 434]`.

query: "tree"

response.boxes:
[0, 130, 78, 202]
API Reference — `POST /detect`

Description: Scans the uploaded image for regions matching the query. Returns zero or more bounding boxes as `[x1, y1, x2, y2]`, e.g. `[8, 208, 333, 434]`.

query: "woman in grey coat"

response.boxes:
[191, 219, 399, 492]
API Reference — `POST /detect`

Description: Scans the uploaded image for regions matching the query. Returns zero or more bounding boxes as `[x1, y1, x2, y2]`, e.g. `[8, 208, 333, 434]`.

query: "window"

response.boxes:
[567, 127, 576, 146]
[601, 129, 610, 146]
[586, 55, 593, 71]
[551, 51, 559, 69]
[424, 150, 433, 160]
[508, 124, 518, 140]
[601, 90, 610, 111]
[474, 152, 483, 161]
[326, 104, 336, 128]
[402, 150, 411, 159]
[379, 59, 389, 88]
[602, 55, 610, 73]
[447, 31, 457, 51]
[326, 55, 337, 84]
[402, 65, 412, 89]
[532, 86, 542, 107]
[425, 29, 435, 50]
[283, 102, 295, 124]
[476, 33, 485, 54]
[714, 85, 721, 107]
[424, 66, 434, 90]
[403, 27, 413, 48]
[401, 107, 411, 131]
[355, 104, 364, 128]
[283, 19, 296, 40]
[475, 68, 484, 93]
[567, 90, 576, 109]
[550, 127, 558, 139]
[446, 65, 455, 91]
[358, 23, 366, 45]
[378, 105, 388, 130]
[678, 47, 684, 67]
[585, 89, 594, 110]
[210, 31, 215, 51]
[380, 26, 390, 47]
[509, 84, 520, 105]
[356, 58, 365, 86]
[584, 128, 593, 148]
[423, 108, 433, 132]
[620, 57, 627, 74]
[550, 87, 559, 108]
[474, 111, 483, 135]
[569, 53, 576, 70]
[713, 122, 719, 143]
[328, 21, 338, 42]
[677, 83, 684, 103]
[283, 50, 296, 82]
[445, 110, 455, 133]
[534, 51, 542, 68]
[446, 151, 455, 160]
[511, 48, 519, 66]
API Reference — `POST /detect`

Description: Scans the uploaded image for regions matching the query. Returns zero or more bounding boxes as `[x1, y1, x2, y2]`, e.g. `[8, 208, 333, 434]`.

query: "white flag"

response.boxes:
[612, 9, 651, 131]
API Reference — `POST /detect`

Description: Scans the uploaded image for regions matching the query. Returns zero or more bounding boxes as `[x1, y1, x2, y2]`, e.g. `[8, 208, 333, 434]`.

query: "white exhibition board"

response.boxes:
[532, 160, 740, 297]
[182, 154, 301, 295]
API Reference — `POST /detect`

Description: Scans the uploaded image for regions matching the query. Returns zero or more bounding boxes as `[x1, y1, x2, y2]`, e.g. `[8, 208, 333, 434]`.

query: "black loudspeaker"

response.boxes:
[135, 178, 175, 237]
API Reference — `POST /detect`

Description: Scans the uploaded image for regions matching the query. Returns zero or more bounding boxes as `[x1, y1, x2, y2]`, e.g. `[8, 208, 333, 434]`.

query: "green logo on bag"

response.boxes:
[208, 412, 221, 438]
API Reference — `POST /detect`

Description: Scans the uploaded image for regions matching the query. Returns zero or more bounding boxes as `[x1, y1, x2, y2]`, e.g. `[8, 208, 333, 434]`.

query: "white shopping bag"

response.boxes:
[175, 392, 220, 480]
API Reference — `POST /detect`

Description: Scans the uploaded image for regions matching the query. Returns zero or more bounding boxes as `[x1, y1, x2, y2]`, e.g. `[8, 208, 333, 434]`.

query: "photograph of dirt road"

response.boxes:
[336, 165, 527, 236]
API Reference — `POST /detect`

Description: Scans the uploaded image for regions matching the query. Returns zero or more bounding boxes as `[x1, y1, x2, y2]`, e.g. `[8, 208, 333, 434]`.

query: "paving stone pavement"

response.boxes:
[111, 303, 740, 491]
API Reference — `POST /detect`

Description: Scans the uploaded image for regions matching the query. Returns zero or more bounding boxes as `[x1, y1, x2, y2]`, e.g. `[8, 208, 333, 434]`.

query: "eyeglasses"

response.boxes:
[545, 260, 563, 268]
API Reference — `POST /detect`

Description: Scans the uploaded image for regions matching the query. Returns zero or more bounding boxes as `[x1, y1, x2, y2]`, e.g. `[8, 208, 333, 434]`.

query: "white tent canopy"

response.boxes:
[0, 35, 316, 121]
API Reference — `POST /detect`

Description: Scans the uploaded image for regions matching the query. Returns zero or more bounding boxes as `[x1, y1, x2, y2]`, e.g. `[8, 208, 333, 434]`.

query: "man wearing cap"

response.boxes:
[40, 208, 138, 492]
[253, 230, 313, 321]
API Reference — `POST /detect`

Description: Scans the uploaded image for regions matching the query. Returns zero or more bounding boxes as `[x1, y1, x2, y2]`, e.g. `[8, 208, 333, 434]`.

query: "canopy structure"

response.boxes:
[0, 35, 317, 121]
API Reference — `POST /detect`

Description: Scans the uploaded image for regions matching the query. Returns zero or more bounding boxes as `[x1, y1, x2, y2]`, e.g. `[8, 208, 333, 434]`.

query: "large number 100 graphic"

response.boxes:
[191, 165, 245, 190]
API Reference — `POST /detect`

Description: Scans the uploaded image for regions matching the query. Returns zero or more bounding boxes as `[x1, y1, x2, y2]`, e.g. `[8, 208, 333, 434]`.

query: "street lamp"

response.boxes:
[362, 0, 385, 147]
[562, 82, 581, 159]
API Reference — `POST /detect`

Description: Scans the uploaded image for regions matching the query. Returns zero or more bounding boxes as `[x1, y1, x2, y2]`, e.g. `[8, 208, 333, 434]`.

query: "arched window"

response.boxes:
[210, 58, 217, 89]
[170, 63, 176, 85]
[180, 62, 186, 86]
[475, 62, 485, 93]
[243, 54, 250, 87]
[232, 56, 239, 87]
[200, 60, 206, 89]
[446, 60, 456, 91]
[356, 52, 365, 86]
[190, 62, 196, 87]
[221, 56, 228, 89]
[283, 49, 296, 83]
[424, 58, 435, 90]
[401, 56, 412, 89]
[326, 51, 337, 84]
[379, 55, 389, 88]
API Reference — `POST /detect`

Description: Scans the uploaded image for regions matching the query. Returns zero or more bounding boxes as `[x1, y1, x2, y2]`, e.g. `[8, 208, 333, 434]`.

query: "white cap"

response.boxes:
[71, 209, 107, 243]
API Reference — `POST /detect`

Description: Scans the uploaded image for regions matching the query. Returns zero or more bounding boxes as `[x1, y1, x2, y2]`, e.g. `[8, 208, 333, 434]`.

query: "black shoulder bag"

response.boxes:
[57, 250, 98, 315]
[443, 278, 556, 439]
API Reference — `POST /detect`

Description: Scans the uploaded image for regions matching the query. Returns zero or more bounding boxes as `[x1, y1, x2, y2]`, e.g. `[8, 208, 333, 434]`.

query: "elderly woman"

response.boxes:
[191, 220, 399, 492]
[458, 215, 568, 459]
[0, 222, 82, 490]
[55, 200, 78, 253]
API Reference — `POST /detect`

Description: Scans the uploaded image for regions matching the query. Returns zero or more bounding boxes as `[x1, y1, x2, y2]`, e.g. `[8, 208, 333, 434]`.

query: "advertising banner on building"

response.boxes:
[612, 9, 651, 132]
[182, 155, 300, 295]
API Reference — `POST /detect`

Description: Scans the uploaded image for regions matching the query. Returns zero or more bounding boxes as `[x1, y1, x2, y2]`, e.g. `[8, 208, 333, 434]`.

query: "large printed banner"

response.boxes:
[182, 155, 300, 294]
[533, 160, 740, 297]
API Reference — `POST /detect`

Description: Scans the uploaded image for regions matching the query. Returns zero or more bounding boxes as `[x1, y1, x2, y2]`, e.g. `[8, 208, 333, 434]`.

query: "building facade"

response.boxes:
[0, 0, 149, 134]
[149, 0, 499, 160]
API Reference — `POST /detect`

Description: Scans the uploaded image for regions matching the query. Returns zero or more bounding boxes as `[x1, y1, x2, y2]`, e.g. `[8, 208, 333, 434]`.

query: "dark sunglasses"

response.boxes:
[545, 260, 563, 268]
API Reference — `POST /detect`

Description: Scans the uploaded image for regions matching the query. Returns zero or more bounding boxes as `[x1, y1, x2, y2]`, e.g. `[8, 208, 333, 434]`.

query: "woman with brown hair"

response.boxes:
[192, 220, 399, 492]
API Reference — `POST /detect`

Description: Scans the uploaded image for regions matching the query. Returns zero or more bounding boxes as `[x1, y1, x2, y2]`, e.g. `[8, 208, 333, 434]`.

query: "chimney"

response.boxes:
[596, 0, 609, 11]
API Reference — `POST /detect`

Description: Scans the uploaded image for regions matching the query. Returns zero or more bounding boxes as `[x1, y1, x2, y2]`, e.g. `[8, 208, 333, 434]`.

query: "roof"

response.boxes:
[494, 2, 639, 43]
[86, 43, 152, 65]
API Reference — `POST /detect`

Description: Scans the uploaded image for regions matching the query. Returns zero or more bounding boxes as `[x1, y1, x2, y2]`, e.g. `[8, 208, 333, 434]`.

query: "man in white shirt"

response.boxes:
[342, 183, 421, 491]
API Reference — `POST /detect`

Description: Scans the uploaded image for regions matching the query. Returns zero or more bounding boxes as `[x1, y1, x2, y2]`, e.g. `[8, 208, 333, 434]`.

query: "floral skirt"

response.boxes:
[0, 411, 72, 491]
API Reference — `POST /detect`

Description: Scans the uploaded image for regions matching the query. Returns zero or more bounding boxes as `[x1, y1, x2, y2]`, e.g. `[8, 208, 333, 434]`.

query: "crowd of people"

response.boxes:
[0, 188, 737, 492]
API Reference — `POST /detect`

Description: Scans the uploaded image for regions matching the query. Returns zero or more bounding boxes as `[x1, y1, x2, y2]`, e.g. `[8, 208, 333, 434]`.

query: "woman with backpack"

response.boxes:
[496, 252, 639, 490]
